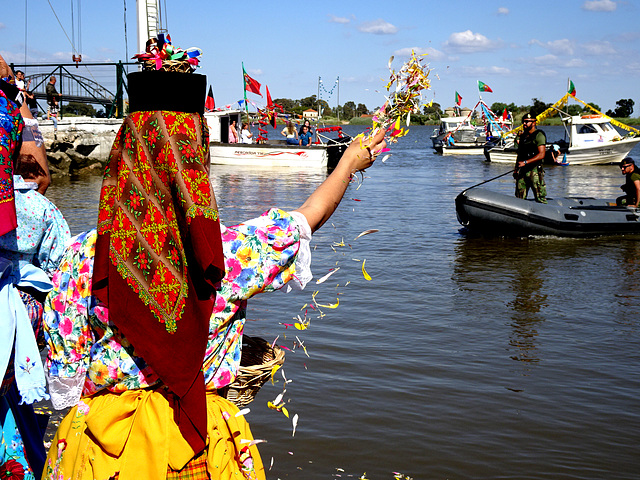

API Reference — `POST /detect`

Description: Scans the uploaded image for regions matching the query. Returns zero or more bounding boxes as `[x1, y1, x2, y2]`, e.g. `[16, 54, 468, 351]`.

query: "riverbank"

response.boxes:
[38, 116, 120, 175]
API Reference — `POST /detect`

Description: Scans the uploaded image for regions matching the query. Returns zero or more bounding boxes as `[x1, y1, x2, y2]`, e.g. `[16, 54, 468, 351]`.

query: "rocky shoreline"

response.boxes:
[38, 117, 120, 176]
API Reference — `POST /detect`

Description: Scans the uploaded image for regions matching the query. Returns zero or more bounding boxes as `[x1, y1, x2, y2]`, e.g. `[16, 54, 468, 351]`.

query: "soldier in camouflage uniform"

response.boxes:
[513, 113, 547, 203]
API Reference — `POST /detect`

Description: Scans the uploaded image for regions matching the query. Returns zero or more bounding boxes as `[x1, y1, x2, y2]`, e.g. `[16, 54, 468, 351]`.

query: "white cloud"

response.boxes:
[461, 65, 511, 75]
[443, 30, 498, 53]
[531, 54, 560, 66]
[565, 58, 588, 67]
[497, 7, 509, 15]
[393, 46, 445, 61]
[328, 14, 350, 24]
[582, 0, 617, 11]
[358, 19, 398, 35]
[529, 38, 575, 56]
[582, 41, 616, 55]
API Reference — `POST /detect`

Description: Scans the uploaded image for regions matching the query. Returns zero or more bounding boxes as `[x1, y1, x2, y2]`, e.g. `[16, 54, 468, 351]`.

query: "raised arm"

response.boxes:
[294, 128, 386, 232]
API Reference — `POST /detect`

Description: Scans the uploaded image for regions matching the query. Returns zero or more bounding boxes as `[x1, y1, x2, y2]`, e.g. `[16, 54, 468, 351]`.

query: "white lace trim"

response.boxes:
[287, 211, 312, 291]
[47, 369, 85, 410]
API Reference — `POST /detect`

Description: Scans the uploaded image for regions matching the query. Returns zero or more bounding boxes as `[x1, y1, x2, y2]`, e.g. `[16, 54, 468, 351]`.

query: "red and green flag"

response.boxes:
[477, 81, 493, 93]
[242, 63, 262, 96]
[455, 91, 462, 106]
[568, 80, 576, 96]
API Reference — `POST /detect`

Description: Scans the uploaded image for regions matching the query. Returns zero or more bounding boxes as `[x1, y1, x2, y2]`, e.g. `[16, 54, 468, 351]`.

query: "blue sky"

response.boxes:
[1, 0, 639, 114]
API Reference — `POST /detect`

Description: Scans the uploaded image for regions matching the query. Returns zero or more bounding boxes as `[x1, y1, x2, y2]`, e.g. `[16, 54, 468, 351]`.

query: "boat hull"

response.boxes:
[485, 137, 640, 165]
[438, 143, 486, 155]
[210, 142, 339, 169]
[455, 188, 640, 237]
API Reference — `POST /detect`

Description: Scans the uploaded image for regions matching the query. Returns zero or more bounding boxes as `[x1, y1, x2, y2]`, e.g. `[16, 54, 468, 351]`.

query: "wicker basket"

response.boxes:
[219, 336, 285, 408]
[142, 59, 194, 73]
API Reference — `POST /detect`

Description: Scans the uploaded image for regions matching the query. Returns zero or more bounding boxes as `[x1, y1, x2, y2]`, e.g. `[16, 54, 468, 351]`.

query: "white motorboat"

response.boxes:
[430, 115, 487, 155]
[431, 101, 512, 155]
[485, 114, 640, 165]
[205, 110, 350, 169]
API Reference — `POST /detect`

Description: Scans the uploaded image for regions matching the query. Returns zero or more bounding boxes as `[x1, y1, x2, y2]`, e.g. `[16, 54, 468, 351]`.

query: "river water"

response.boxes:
[45, 125, 640, 479]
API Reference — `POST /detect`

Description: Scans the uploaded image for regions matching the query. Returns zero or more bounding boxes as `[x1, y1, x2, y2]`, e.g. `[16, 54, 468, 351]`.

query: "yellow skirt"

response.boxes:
[42, 389, 265, 480]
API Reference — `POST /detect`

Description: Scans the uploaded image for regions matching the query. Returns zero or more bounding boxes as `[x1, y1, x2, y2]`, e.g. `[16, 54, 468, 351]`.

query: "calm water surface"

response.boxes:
[46, 125, 640, 479]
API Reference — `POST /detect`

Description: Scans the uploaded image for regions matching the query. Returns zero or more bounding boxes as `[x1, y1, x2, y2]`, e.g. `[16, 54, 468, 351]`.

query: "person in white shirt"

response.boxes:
[240, 123, 253, 143]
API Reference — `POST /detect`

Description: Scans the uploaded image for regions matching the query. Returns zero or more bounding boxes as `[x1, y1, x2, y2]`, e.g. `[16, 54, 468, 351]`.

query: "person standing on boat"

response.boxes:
[513, 113, 547, 203]
[616, 157, 640, 208]
[228, 118, 239, 143]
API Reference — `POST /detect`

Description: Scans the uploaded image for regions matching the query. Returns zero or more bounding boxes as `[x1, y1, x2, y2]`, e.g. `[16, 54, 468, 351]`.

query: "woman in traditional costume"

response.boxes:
[42, 47, 385, 480]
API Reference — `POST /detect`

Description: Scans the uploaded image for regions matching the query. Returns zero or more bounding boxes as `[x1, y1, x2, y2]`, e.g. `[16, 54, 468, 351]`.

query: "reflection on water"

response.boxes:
[505, 252, 547, 365]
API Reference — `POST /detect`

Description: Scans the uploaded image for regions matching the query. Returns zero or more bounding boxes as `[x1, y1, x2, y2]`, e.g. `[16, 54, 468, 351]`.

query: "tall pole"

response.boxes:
[317, 76, 320, 119]
[337, 76, 340, 122]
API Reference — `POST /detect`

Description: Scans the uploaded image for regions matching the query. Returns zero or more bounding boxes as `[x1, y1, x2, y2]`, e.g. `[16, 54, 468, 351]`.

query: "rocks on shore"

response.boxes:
[39, 117, 121, 176]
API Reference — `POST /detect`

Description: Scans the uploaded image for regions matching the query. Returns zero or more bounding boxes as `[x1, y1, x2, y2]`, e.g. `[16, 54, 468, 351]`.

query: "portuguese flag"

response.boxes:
[477, 81, 493, 93]
[568, 80, 576, 96]
[455, 91, 462, 106]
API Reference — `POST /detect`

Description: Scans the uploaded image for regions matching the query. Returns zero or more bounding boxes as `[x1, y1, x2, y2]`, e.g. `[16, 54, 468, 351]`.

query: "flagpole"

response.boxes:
[242, 62, 248, 113]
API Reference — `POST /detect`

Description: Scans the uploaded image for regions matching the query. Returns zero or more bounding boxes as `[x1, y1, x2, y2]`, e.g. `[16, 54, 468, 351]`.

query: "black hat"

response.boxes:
[620, 157, 635, 167]
[522, 113, 535, 122]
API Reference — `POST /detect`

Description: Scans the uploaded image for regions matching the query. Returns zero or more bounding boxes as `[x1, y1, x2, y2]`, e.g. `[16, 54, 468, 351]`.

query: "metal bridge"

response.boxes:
[9, 61, 136, 118]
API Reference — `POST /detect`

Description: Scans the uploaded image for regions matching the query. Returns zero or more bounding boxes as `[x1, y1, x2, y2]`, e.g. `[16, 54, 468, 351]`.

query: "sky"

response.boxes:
[1, 0, 639, 114]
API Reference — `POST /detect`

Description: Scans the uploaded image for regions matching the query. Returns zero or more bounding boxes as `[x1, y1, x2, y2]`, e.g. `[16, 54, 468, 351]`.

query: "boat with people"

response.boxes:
[455, 187, 640, 237]
[484, 94, 640, 165]
[431, 101, 512, 155]
[205, 109, 351, 169]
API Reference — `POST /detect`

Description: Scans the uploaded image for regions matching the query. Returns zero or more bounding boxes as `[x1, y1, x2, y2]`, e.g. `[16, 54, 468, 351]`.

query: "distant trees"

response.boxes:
[529, 98, 551, 118]
[342, 101, 356, 119]
[61, 101, 97, 117]
[606, 99, 634, 118]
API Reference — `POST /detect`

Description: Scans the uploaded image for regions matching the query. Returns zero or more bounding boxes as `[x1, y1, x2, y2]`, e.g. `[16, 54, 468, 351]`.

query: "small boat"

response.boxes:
[430, 115, 486, 155]
[205, 110, 350, 169]
[455, 187, 640, 237]
[485, 113, 640, 165]
[431, 101, 512, 155]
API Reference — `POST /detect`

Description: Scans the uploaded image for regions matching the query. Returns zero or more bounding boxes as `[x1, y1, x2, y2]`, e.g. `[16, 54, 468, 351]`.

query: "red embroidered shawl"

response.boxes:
[92, 110, 225, 453]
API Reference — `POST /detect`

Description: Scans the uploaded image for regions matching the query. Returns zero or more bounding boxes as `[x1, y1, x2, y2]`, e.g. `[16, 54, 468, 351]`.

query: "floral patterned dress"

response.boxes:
[43, 208, 312, 479]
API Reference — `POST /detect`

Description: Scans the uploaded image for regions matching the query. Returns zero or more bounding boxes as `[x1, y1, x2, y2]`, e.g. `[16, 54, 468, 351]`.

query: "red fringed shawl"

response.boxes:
[92, 110, 225, 454]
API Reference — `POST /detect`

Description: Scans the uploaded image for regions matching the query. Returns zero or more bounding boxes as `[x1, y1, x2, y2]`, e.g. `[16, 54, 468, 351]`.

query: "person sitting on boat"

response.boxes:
[513, 113, 547, 203]
[299, 119, 314, 137]
[240, 122, 253, 143]
[616, 157, 640, 208]
[299, 125, 313, 146]
[281, 120, 298, 145]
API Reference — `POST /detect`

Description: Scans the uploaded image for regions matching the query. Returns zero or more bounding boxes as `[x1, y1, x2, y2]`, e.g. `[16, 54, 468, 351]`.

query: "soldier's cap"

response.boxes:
[522, 113, 536, 122]
[620, 157, 635, 166]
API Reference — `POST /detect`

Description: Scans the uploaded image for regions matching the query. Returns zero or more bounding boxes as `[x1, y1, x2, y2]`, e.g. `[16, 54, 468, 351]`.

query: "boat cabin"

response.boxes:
[204, 110, 243, 143]
[563, 115, 623, 148]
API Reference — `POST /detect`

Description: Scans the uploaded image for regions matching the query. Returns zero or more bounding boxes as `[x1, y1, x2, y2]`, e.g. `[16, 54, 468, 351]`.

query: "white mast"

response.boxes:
[136, 0, 163, 55]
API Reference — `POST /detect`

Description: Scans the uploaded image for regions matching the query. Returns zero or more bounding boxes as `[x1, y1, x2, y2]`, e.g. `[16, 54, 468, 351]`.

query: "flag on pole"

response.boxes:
[502, 107, 508, 121]
[205, 86, 215, 111]
[568, 80, 576, 96]
[243, 64, 262, 96]
[455, 91, 462, 106]
[477, 81, 493, 93]
[266, 85, 278, 128]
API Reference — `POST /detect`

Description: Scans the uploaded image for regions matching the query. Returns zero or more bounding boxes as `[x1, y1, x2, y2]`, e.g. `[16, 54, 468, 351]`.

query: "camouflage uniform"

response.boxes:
[514, 129, 547, 204]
